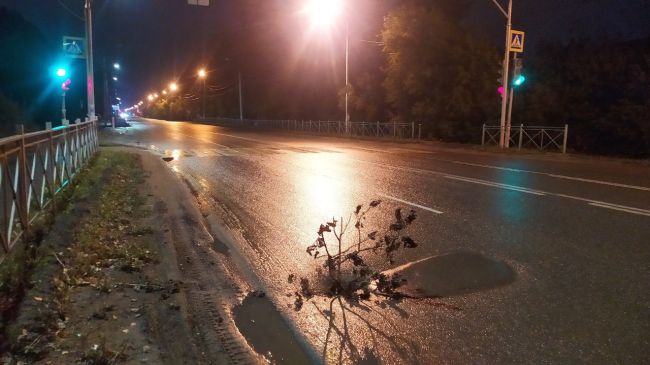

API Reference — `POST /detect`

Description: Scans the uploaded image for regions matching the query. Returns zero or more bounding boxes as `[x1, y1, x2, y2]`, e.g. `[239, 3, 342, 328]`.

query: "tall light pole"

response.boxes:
[304, 0, 347, 130]
[345, 19, 350, 133]
[238, 72, 243, 121]
[84, 0, 96, 121]
[490, 0, 513, 148]
[198, 68, 207, 118]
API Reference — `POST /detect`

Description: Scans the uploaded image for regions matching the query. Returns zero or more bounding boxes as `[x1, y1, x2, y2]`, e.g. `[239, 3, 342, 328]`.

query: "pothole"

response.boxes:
[233, 294, 313, 364]
[391, 251, 516, 297]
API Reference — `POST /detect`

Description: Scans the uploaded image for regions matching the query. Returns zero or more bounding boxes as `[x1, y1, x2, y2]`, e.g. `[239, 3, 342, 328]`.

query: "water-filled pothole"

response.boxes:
[392, 251, 516, 297]
[233, 294, 313, 364]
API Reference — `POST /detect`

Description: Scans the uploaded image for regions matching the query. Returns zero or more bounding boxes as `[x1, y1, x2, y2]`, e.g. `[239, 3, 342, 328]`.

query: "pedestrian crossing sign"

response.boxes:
[63, 36, 86, 59]
[509, 30, 525, 53]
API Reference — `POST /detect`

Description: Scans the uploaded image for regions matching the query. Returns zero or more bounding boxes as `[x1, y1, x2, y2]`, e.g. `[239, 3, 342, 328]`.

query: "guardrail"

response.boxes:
[0, 121, 98, 262]
[200, 118, 422, 140]
[482, 124, 569, 153]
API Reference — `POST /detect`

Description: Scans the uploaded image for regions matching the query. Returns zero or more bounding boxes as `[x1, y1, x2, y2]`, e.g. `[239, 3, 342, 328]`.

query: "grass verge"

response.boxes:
[1, 151, 157, 363]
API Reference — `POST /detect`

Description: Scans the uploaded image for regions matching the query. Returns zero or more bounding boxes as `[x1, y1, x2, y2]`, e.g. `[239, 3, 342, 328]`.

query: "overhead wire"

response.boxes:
[56, 0, 85, 21]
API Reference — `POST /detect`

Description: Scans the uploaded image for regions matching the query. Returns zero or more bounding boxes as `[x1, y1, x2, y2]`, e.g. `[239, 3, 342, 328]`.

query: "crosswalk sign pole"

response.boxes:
[498, 0, 513, 149]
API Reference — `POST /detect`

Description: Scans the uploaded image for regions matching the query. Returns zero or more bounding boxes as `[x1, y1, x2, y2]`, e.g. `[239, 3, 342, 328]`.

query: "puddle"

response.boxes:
[393, 251, 516, 297]
[233, 295, 314, 365]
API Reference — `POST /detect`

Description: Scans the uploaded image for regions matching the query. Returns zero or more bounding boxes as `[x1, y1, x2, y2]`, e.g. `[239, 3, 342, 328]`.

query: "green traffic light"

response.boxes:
[513, 75, 526, 86]
[56, 68, 67, 78]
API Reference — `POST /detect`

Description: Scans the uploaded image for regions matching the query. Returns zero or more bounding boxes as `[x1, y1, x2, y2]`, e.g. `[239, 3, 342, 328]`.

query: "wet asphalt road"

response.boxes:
[104, 118, 650, 364]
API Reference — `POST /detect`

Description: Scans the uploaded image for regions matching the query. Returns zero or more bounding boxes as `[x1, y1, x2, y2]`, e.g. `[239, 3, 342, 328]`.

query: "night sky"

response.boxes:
[1, 0, 649, 107]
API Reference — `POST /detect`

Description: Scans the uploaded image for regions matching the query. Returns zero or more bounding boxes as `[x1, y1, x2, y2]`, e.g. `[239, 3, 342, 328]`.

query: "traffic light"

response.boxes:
[512, 59, 525, 87]
[61, 79, 72, 91]
[55, 68, 67, 78]
[497, 61, 505, 97]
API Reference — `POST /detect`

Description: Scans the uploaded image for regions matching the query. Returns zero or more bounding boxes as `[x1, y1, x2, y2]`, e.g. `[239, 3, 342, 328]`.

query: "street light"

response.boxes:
[304, 0, 343, 29]
[113, 63, 120, 70]
[169, 82, 179, 92]
[197, 68, 207, 118]
[56, 68, 67, 77]
[113, 76, 118, 81]
[162, 90, 168, 95]
[303, 0, 350, 132]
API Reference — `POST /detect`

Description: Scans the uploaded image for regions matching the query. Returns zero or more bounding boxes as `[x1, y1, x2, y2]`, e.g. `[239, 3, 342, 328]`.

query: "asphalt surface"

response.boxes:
[104, 118, 650, 364]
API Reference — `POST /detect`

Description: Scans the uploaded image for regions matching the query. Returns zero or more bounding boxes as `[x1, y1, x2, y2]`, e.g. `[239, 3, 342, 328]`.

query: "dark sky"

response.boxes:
[1, 0, 649, 107]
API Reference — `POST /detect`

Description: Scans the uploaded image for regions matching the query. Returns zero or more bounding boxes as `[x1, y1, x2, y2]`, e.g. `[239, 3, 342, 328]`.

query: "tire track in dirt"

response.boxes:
[143, 151, 265, 365]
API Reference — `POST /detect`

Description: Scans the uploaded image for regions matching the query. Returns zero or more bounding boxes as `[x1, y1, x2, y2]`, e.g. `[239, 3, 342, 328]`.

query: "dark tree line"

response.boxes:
[516, 39, 650, 157]
[0, 7, 56, 136]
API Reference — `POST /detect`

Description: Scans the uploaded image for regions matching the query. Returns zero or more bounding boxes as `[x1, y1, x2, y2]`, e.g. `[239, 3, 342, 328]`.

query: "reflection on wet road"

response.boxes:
[104, 118, 650, 364]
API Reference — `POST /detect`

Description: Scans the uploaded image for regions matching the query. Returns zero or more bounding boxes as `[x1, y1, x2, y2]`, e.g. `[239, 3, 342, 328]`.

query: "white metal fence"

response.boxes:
[201, 118, 422, 140]
[0, 121, 98, 261]
[482, 124, 569, 153]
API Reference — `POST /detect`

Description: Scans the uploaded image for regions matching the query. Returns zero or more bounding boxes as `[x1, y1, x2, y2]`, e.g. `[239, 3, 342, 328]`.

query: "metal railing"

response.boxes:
[482, 124, 569, 153]
[200, 118, 422, 140]
[0, 121, 98, 261]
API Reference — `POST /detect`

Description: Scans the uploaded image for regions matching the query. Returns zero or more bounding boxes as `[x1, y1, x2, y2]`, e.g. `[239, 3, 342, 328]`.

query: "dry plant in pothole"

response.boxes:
[288, 200, 419, 310]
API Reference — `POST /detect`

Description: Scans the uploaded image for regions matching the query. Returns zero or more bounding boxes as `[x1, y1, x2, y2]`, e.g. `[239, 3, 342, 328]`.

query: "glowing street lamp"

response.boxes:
[112, 76, 118, 81]
[304, 0, 343, 29]
[113, 63, 120, 70]
[56, 68, 67, 78]
[169, 82, 178, 92]
[162, 90, 168, 95]
[147, 94, 154, 101]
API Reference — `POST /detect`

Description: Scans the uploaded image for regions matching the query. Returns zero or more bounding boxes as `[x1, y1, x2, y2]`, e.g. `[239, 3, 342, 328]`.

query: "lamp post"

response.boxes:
[304, 0, 348, 131]
[198, 68, 207, 119]
[345, 19, 350, 133]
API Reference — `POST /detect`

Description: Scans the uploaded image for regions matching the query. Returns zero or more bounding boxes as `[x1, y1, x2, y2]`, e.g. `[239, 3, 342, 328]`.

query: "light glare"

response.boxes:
[304, 0, 343, 28]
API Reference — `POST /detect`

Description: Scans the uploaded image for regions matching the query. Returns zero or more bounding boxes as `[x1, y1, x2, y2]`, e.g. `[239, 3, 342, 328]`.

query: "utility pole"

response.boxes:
[498, 0, 513, 148]
[61, 91, 67, 123]
[238, 71, 243, 121]
[84, 0, 97, 121]
[202, 77, 206, 119]
[345, 19, 350, 133]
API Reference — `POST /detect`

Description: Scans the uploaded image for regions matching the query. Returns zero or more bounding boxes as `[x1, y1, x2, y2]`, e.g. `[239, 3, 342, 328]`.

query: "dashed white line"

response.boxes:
[434, 159, 650, 192]
[588, 203, 650, 217]
[444, 175, 546, 196]
[378, 194, 443, 214]
[178, 133, 240, 154]
[364, 160, 650, 217]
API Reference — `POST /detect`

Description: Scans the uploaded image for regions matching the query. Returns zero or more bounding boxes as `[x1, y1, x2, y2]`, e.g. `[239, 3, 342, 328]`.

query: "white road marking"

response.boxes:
[444, 175, 546, 196]
[178, 133, 240, 154]
[434, 159, 650, 192]
[382, 255, 436, 276]
[588, 203, 650, 217]
[378, 194, 443, 214]
[364, 160, 650, 217]
[391, 148, 437, 154]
